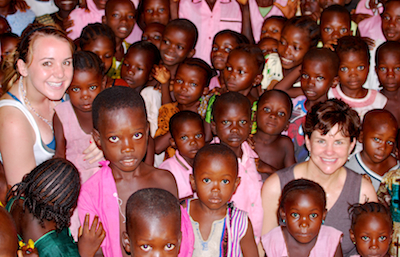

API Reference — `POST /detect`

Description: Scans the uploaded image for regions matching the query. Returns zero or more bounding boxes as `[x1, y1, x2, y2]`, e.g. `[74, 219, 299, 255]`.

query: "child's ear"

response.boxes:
[122, 231, 131, 254]
[101, 15, 107, 24]
[101, 75, 107, 90]
[170, 137, 176, 149]
[322, 208, 327, 221]
[358, 130, 363, 144]
[92, 128, 102, 150]
[189, 174, 196, 192]
[187, 49, 196, 58]
[211, 120, 217, 135]
[332, 76, 339, 88]
[17, 59, 28, 77]
[349, 229, 355, 244]
[233, 176, 241, 195]
[253, 74, 263, 86]
[279, 208, 286, 223]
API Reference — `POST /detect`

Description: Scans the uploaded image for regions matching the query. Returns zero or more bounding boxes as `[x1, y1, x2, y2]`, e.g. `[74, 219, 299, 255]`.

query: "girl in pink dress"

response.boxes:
[262, 179, 343, 257]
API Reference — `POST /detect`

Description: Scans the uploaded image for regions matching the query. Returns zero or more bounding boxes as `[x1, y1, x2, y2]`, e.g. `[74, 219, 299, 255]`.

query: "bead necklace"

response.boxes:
[19, 77, 54, 132]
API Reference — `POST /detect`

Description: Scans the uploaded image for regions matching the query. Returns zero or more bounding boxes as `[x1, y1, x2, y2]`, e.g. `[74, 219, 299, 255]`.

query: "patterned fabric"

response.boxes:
[107, 41, 130, 79]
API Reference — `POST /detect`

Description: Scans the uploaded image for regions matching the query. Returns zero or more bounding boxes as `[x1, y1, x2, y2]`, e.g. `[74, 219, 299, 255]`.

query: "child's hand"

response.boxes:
[362, 37, 375, 50]
[12, 0, 29, 12]
[323, 40, 338, 51]
[351, 10, 372, 24]
[63, 16, 74, 34]
[152, 65, 171, 85]
[83, 135, 104, 164]
[78, 214, 106, 257]
[274, 0, 299, 19]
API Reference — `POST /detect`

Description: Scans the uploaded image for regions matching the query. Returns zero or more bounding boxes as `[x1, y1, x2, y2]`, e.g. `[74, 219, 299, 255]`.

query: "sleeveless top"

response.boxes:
[187, 199, 249, 257]
[0, 93, 54, 166]
[54, 101, 102, 184]
[277, 165, 361, 257]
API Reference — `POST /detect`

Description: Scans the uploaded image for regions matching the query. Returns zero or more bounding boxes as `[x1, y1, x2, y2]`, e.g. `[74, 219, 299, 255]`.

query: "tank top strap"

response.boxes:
[277, 164, 296, 191]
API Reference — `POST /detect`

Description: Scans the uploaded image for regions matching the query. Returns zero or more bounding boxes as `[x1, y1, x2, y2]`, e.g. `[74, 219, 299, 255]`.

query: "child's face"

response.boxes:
[82, 36, 115, 73]
[211, 33, 239, 71]
[121, 48, 153, 89]
[261, 18, 284, 41]
[350, 213, 392, 257]
[338, 51, 369, 92]
[160, 27, 195, 67]
[142, 24, 164, 49]
[301, 0, 321, 17]
[361, 121, 397, 164]
[377, 49, 400, 91]
[280, 192, 326, 244]
[173, 64, 208, 105]
[278, 26, 311, 70]
[191, 154, 240, 211]
[68, 70, 103, 112]
[0, 17, 10, 34]
[54, 0, 78, 11]
[212, 102, 251, 149]
[1, 37, 18, 62]
[124, 215, 181, 257]
[94, 107, 149, 173]
[257, 94, 290, 135]
[301, 59, 338, 102]
[381, 1, 400, 42]
[170, 119, 205, 162]
[258, 38, 279, 57]
[224, 51, 261, 94]
[104, 0, 135, 40]
[320, 13, 351, 45]
[143, 0, 169, 26]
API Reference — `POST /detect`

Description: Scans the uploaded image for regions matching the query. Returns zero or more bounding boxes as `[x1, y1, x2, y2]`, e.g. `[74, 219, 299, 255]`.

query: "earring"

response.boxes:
[282, 219, 286, 224]
[353, 241, 356, 245]
[322, 220, 325, 225]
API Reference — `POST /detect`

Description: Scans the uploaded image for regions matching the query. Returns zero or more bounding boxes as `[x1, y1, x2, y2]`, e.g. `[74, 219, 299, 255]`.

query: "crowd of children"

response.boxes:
[2, 0, 400, 256]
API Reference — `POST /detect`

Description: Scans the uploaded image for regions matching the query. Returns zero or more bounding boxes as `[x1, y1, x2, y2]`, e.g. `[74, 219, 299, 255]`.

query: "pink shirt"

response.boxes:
[358, 14, 385, 42]
[159, 150, 194, 200]
[262, 225, 343, 257]
[178, 0, 263, 64]
[78, 161, 194, 257]
[211, 138, 263, 242]
[264, 0, 287, 19]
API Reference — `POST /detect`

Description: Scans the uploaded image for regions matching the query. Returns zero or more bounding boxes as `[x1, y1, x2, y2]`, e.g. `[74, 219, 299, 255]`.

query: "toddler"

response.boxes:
[258, 37, 279, 58]
[120, 41, 161, 92]
[224, 44, 264, 104]
[159, 111, 206, 200]
[328, 36, 387, 120]
[187, 144, 258, 256]
[376, 41, 400, 125]
[136, 0, 170, 30]
[141, 22, 165, 49]
[123, 188, 184, 257]
[346, 109, 399, 191]
[80, 23, 116, 88]
[154, 58, 212, 160]
[265, 16, 319, 97]
[211, 91, 263, 242]
[349, 202, 393, 257]
[253, 89, 295, 178]
[289, 48, 340, 162]
[210, 30, 249, 93]
[102, 0, 136, 79]
[78, 86, 193, 257]
[320, 5, 352, 50]
[260, 16, 286, 41]
[262, 179, 343, 256]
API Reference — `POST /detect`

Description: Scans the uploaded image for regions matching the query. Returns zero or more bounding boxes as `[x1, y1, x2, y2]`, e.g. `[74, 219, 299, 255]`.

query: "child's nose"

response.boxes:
[387, 68, 395, 77]
[121, 139, 134, 153]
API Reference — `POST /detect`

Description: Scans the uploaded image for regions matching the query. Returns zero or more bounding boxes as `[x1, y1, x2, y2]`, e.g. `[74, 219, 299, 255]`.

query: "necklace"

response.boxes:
[19, 77, 54, 132]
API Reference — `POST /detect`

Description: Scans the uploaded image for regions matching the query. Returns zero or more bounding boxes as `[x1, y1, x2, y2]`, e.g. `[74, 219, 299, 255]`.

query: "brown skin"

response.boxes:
[93, 108, 178, 257]
[0, 207, 18, 257]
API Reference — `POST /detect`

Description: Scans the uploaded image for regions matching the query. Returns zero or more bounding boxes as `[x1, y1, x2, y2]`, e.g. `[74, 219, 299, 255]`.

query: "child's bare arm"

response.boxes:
[153, 65, 172, 105]
[273, 65, 303, 98]
[282, 137, 296, 168]
[144, 136, 155, 166]
[240, 218, 258, 257]
[333, 242, 343, 257]
[78, 214, 106, 257]
[170, 0, 179, 20]
[237, 0, 255, 44]
[53, 113, 67, 159]
[154, 132, 172, 154]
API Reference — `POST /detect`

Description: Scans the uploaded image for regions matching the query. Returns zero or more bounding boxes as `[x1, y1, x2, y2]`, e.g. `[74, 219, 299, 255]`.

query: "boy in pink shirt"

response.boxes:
[159, 111, 206, 200]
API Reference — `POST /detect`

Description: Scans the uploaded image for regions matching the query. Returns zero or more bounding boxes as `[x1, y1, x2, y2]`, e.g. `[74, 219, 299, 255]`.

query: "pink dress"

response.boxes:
[178, 0, 263, 63]
[78, 161, 194, 257]
[159, 150, 194, 200]
[262, 225, 343, 257]
[211, 138, 263, 243]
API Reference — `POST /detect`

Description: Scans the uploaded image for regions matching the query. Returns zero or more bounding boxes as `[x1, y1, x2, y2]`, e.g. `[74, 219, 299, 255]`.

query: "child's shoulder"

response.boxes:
[141, 163, 179, 197]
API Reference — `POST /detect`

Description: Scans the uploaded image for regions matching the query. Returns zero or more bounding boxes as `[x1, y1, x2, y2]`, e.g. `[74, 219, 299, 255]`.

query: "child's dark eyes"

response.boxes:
[340, 28, 348, 34]
[291, 213, 299, 218]
[340, 67, 348, 72]
[195, 133, 203, 139]
[89, 85, 98, 90]
[140, 244, 152, 251]
[294, 46, 300, 51]
[261, 30, 267, 34]
[142, 35, 148, 41]
[361, 236, 369, 241]
[309, 213, 318, 218]
[357, 65, 365, 71]
[109, 136, 119, 143]
[190, 82, 197, 87]
[163, 39, 169, 45]
[225, 47, 232, 53]
[226, 66, 233, 72]
[123, 62, 129, 67]
[175, 79, 183, 84]
[212, 46, 219, 52]
[301, 74, 309, 79]
[388, 140, 394, 146]
[105, 54, 113, 59]
[159, 8, 165, 13]
[177, 45, 184, 50]
[373, 137, 381, 143]
[146, 9, 153, 14]
[323, 27, 332, 33]
[278, 111, 286, 117]
[379, 67, 387, 72]
[133, 132, 143, 139]
[181, 135, 188, 140]
[316, 76, 324, 82]
[379, 236, 388, 242]
[112, 13, 119, 18]
[263, 107, 271, 113]
[396, 67, 400, 72]
[202, 178, 210, 183]
[128, 14, 134, 19]
[222, 120, 231, 125]
[154, 35, 161, 40]
[164, 243, 175, 250]
[71, 87, 80, 92]
[240, 120, 247, 125]
[272, 29, 279, 33]
[221, 179, 230, 184]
